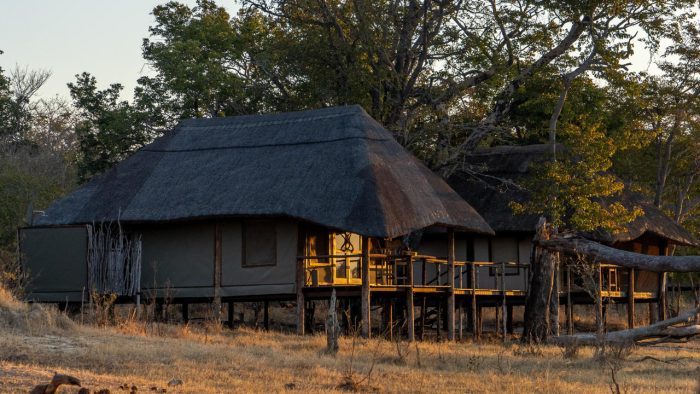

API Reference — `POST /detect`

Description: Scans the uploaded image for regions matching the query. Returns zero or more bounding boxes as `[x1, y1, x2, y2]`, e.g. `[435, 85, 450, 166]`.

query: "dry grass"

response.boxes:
[1, 290, 700, 393]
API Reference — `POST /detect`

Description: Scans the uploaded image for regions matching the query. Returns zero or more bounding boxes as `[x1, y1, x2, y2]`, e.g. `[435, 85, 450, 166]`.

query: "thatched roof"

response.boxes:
[449, 144, 698, 246]
[35, 105, 493, 238]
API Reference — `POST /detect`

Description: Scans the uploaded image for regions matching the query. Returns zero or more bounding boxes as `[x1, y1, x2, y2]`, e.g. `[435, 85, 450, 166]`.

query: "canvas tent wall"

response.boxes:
[139, 219, 298, 299]
[19, 226, 88, 302]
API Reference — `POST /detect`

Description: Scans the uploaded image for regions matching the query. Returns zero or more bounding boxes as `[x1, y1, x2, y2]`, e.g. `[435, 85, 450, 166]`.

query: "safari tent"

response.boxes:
[18, 105, 494, 335]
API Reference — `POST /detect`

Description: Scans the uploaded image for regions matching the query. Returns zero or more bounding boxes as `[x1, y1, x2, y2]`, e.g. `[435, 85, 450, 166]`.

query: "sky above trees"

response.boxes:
[0, 0, 228, 100]
[0, 0, 674, 101]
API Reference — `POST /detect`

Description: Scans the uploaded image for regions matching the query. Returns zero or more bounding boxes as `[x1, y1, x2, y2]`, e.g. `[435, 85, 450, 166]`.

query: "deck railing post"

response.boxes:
[447, 228, 456, 341]
[407, 255, 415, 341]
[361, 236, 371, 338]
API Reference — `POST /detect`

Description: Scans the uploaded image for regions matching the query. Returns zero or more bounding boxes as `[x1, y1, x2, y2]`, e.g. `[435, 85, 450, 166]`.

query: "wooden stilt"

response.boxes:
[296, 256, 306, 335]
[361, 236, 371, 338]
[420, 296, 426, 341]
[506, 304, 513, 334]
[566, 265, 573, 335]
[447, 229, 456, 341]
[436, 301, 442, 341]
[500, 262, 507, 341]
[182, 303, 189, 323]
[477, 306, 482, 338]
[628, 268, 635, 329]
[471, 262, 478, 340]
[458, 301, 463, 341]
[264, 300, 270, 331]
[227, 302, 234, 329]
[407, 255, 415, 341]
[388, 300, 394, 341]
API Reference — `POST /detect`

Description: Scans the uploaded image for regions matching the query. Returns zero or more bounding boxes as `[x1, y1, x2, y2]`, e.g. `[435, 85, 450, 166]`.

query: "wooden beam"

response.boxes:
[361, 235, 371, 338]
[407, 255, 415, 341]
[182, 303, 189, 324]
[628, 268, 635, 329]
[447, 229, 456, 341]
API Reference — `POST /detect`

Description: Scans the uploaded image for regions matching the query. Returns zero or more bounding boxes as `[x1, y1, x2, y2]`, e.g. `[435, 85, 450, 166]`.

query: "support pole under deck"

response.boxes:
[361, 236, 371, 338]
[407, 255, 415, 341]
[628, 268, 635, 329]
[447, 229, 456, 341]
[296, 256, 305, 335]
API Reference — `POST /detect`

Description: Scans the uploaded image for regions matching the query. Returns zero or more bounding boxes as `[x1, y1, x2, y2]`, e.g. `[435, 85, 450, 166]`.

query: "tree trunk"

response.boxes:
[522, 217, 557, 343]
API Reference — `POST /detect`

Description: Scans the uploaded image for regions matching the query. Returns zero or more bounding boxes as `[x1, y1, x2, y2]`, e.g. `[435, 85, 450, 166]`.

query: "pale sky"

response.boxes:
[0, 1, 662, 102]
[0, 0, 232, 100]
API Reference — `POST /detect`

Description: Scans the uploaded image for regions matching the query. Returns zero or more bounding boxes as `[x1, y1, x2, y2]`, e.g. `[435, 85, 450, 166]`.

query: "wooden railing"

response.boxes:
[298, 252, 530, 293]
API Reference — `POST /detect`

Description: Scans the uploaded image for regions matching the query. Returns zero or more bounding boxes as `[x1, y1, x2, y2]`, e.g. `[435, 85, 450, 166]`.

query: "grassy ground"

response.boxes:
[1, 291, 699, 393]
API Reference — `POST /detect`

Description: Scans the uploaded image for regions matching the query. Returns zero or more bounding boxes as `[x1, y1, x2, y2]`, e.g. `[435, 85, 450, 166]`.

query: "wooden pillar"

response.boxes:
[182, 303, 189, 324]
[213, 223, 222, 323]
[627, 268, 635, 329]
[500, 262, 507, 341]
[264, 300, 270, 331]
[447, 229, 456, 341]
[227, 302, 234, 329]
[407, 255, 415, 341]
[296, 255, 306, 335]
[566, 265, 573, 335]
[476, 306, 482, 337]
[471, 261, 478, 340]
[436, 301, 442, 340]
[361, 236, 371, 338]
[458, 301, 463, 341]
[506, 304, 513, 334]
[420, 296, 426, 341]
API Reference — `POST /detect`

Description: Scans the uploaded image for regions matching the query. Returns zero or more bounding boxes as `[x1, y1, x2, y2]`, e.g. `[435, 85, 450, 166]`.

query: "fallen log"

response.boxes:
[549, 307, 700, 346]
[535, 237, 700, 272]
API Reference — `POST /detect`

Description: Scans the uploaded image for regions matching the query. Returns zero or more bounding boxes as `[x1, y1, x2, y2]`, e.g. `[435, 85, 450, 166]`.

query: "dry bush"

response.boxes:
[0, 284, 74, 333]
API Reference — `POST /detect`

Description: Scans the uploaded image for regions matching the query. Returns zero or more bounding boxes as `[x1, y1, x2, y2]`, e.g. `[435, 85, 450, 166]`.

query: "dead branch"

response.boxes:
[535, 237, 700, 272]
[550, 307, 700, 346]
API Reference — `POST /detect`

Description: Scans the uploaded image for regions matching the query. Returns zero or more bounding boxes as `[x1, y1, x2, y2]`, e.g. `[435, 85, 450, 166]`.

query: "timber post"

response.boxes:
[213, 222, 222, 324]
[228, 302, 234, 329]
[264, 300, 270, 331]
[182, 302, 189, 324]
[628, 268, 635, 329]
[361, 236, 371, 338]
[407, 255, 415, 341]
[471, 261, 478, 340]
[566, 264, 573, 335]
[447, 228, 456, 341]
[501, 261, 507, 341]
[296, 256, 306, 335]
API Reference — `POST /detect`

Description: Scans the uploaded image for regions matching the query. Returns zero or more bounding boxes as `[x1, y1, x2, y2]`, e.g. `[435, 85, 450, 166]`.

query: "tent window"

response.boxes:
[243, 220, 277, 267]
